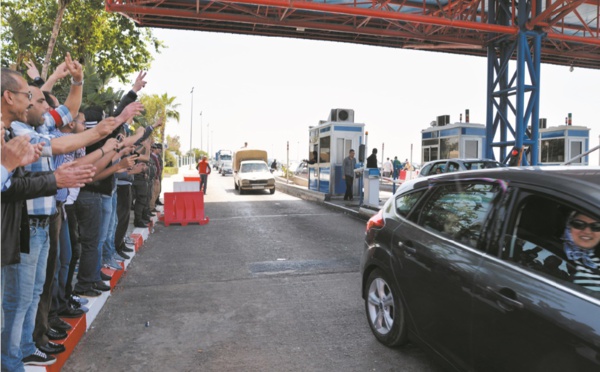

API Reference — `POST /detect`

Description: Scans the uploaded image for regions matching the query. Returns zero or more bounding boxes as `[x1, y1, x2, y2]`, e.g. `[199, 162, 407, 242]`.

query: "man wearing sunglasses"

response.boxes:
[564, 212, 600, 292]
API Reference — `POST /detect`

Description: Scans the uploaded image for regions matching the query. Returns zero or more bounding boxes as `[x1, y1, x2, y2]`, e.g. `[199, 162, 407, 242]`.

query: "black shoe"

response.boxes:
[49, 317, 72, 332]
[134, 221, 148, 228]
[117, 250, 131, 260]
[58, 306, 84, 318]
[156, 200, 163, 206]
[73, 288, 102, 297]
[22, 349, 56, 366]
[150, 208, 158, 212]
[46, 328, 67, 340]
[38, 341, 66, 355]
[94, 281, 111, 292]
[100, 271, 112, 281]
[122, 246, 134, 253]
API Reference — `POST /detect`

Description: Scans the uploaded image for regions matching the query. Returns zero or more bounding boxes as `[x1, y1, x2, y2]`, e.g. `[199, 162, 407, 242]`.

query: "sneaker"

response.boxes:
[22, 348, 56, 366]
[122, 246, 134, 253]
[117, 250, 131, 260]
[113, 254, 125, 262]
[124, 237, 135, 244]
[70, 294, 89, 305]
[103, 258, 123, 271]
[100, 271, 112, 281]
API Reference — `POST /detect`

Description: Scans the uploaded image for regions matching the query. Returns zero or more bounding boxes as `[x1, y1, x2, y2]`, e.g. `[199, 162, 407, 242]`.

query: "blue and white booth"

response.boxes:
[539, 121, 590, 165]
[421, 114, 487, 163]
[307, 109, 365, 196]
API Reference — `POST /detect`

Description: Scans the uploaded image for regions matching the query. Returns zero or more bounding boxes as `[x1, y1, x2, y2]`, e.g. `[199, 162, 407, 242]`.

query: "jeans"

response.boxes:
[64, 204, 80, 299]
[102, 191, 118, 262]
[51, 216, 71, 316]
[199, 174, 208, 194]
[344, 176, 354, 200]
[96, 193, 113, 274]
[115, 184, 132, 252]
[73, 191, 102, 292]
[1, 224, 49, 372]
[33, 209, 62, 348]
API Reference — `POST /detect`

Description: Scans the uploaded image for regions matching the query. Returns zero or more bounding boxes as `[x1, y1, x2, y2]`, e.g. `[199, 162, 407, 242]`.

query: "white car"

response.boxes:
[233, 160, 276, 194]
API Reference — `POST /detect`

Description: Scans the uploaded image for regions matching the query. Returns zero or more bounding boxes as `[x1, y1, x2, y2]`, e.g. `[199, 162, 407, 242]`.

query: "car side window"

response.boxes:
[420, 164, 432, 176]
[502, 194, 600, 299]
[418, 182, 500, 249]
[395, 190, 426, 217]
[447, 162, 459, 172]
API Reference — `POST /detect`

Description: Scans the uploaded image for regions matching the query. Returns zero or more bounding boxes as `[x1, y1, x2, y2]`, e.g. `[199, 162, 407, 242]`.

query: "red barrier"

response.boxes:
[163, 191, 209, 226]
[183, 176, 200, 182]
[399, 170, 407, 180]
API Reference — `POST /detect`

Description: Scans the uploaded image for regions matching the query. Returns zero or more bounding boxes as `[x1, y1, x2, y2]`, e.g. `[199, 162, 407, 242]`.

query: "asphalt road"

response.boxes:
[63, 174, 444, 372]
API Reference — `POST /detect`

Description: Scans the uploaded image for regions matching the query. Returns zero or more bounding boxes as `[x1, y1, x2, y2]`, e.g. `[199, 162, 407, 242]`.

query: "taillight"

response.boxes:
[366, 209, 385, 232]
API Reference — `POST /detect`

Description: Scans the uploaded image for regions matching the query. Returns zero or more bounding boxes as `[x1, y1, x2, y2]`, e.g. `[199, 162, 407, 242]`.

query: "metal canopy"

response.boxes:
[106, 0, 599, 69]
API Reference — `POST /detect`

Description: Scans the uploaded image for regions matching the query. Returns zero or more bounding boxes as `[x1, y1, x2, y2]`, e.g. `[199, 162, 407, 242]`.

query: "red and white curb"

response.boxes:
[25, 212, 161, 372]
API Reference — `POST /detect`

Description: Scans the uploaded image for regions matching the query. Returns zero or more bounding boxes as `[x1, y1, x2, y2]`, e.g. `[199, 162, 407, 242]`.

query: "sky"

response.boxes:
[116, 28, 600, 166]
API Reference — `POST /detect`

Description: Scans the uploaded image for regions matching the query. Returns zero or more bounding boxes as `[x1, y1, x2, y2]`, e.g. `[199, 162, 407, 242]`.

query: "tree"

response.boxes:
[138, 93, 181, 146]
[166, 135, 182, 156]
[1, 0, 163, 83]
[41, 0, 73, 80]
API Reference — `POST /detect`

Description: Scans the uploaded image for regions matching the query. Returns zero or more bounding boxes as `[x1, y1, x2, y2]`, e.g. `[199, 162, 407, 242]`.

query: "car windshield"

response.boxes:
[221, 154, 232, 161]
[241, 163, 269, 173]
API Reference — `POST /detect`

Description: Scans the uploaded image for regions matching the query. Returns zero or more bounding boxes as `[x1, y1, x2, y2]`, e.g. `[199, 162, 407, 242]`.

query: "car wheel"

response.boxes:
[239, 187, 245, 195]
[234, 181, 238, 190]
[270, 188, 275, 195]
[364, 268, 408, 347]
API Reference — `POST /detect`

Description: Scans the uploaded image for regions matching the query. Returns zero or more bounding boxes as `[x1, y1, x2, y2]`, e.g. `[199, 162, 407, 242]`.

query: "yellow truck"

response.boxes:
[232, 149, 276, 194]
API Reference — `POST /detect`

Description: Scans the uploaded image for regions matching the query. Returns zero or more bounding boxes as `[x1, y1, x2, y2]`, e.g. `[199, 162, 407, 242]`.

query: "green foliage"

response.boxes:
[166, 135, 181, 156]
[1, 0, 164, 83]
[138, 93, 181, 145]
[164, 151, 177, 168]
[190, 148, 208, 159]
[162, 166, 179, 177]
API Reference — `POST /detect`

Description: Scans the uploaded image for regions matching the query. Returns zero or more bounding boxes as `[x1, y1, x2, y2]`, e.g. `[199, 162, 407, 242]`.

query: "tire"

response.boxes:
[269, 188, 275, 195]
[239, 187, 245, 195]
[364, 268, 408, 347]
[234, 181, 238, 190]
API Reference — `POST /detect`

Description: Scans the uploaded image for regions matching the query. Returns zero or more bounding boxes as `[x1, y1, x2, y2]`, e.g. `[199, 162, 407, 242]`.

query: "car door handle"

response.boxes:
[398, 241, 416, 256]
[486, 286, 524, 311]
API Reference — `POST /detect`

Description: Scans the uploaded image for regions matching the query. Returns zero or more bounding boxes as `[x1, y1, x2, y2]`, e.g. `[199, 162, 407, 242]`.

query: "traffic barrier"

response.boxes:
[162, 191, 209, 226]
[173, 181, 200, 192]
[183, 176, 200, 182]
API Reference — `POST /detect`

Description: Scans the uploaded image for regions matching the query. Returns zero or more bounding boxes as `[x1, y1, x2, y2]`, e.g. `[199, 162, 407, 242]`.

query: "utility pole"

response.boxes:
[189, 87, 194, 169]
[200, 112, 203, 155]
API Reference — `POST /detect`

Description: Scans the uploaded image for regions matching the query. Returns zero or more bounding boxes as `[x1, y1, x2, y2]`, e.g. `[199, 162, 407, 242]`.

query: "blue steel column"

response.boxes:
[486, 0, 543, 165]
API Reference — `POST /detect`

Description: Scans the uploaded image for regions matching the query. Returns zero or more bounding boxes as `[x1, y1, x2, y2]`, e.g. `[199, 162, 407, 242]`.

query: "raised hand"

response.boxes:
[132, 71, 147, 92]
[1, 135, 42, 171]
[65, 52, 83, 83]
[115, 102, 144, 124]
[102, 138, 119, 154]
[54, 162, 96, 188]
[24, 60, 41, 80]
[153, 116, 164, 129]
[118, 154, 138, 171]
[95, 117, 119, 137]
[49, 62, 69, 81]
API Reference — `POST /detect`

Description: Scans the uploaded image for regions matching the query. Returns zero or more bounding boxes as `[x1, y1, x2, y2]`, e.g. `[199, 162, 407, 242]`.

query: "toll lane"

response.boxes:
[63, 173, 443, 372]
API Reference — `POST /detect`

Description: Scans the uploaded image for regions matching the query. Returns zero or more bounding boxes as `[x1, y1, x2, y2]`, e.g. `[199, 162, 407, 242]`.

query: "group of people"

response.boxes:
[382, 156, 412, 178]
[1, 55, 164, 370]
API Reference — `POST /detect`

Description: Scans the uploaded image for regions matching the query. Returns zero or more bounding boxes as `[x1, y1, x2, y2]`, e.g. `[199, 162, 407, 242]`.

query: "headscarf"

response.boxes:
[563, 226, 598, 269]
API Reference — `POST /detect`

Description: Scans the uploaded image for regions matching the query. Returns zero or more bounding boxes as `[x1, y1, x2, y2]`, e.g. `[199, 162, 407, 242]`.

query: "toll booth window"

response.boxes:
[440, 137, 459, 159]
[319, 136, 331, 163]
[541, 139, 565, 163]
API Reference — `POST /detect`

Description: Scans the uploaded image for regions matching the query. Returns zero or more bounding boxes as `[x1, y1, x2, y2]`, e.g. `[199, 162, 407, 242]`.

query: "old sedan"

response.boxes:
[419, 158, 505, 177]
[360, 166, 600, 372]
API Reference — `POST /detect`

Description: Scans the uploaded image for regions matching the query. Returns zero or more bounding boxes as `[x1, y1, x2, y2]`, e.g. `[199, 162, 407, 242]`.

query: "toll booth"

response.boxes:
[539, 121, 590, 165]
[307, 109, 365, 196]
[421, 114, 487, 163]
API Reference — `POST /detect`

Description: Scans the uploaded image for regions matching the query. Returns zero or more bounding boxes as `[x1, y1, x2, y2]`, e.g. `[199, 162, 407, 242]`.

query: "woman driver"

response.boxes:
[563, 212, 600, 291]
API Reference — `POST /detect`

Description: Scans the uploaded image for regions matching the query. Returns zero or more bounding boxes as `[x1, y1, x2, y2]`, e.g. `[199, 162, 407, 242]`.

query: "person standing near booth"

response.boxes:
[196, 155, 211, 195]
[366, 148, 378, 168]
[343, 149, 356, 201]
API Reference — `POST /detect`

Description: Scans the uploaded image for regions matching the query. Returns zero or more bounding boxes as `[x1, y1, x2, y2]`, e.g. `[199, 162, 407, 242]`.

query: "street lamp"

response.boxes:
[189, 87, 194, 169]
[200, 112, 203, 155]
[207, 123, 210, 158]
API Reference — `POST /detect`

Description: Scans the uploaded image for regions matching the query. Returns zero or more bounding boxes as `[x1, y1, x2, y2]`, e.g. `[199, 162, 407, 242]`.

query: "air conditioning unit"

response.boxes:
[436, 115, 450, 126]
[329, 109, 354, 122]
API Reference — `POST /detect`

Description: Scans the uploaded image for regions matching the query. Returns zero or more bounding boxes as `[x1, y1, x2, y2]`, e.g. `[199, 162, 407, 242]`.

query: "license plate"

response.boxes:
[252, 185, 264, 189]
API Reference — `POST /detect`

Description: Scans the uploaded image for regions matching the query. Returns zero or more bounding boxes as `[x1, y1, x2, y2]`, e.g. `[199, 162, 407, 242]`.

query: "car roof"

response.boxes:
[399, 166, 600, 206]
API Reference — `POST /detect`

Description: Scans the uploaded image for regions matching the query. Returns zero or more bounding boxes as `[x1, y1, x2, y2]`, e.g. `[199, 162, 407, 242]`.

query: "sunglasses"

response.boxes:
[569, 219, 600, 232]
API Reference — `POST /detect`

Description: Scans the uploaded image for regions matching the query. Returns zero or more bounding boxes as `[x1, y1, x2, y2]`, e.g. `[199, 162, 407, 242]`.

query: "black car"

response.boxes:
[360, 166, 600, 372]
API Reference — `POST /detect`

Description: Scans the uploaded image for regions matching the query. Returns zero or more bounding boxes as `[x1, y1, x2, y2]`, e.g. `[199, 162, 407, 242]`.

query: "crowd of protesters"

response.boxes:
[1, 54, 165, 370]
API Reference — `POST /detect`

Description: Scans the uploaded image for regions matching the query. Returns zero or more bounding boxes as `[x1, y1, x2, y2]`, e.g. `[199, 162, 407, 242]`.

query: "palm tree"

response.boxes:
[138, 93, 180, 145]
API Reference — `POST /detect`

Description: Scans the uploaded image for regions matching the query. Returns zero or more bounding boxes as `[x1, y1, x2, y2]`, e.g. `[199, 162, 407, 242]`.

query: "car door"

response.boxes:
[471, 190, 600, 372]
[390, 181, 502, 370]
